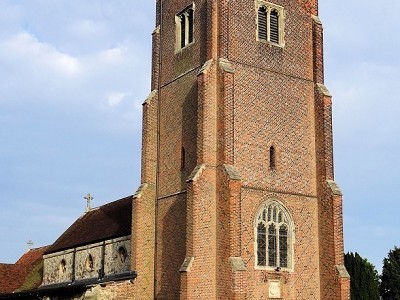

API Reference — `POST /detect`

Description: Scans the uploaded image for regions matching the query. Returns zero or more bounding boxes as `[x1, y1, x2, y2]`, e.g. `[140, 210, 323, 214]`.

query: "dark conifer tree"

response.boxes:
[380, 246, 400, 300]
[344, 252, 380, 300]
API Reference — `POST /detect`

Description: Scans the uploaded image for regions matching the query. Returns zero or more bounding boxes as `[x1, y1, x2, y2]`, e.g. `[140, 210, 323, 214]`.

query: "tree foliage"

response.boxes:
[344, 252, 380, 300]
[380, 246, 400, 300]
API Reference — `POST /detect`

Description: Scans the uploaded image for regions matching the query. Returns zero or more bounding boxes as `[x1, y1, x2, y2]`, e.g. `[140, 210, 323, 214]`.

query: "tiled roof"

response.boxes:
[16, 246, 46, 268]
[0, 264, 26, 293]
[0, 246, 47, 294]
[15, 259, 44, 292]
[45, 195, 133, 254]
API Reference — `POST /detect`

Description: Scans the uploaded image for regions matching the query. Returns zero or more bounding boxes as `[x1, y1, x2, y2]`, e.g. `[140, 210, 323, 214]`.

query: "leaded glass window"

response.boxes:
[257, 223, 267, 266]
[256, 201, 293, 269]
[268, 224, 277, 266]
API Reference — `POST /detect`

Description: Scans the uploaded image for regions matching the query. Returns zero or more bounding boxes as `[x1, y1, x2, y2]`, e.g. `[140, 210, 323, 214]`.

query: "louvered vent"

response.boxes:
[180, 15, 186, 48]
[258, 7, 267, 41]
[188, 9, 194, 44]
[270, 10, 279, 44]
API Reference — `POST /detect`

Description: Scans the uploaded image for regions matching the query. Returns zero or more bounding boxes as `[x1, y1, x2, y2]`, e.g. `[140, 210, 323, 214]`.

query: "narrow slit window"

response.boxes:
[85, 254, 94, 271]
[181, 147, 186, 170]
[270, 146, 276, 170]
[59, 259, 66, 277]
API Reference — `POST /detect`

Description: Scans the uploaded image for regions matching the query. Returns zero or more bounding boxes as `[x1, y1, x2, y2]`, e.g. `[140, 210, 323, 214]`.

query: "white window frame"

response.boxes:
[175, 4, 195, 53]
[254, 200, 294, 271]
[256, 1, 285, 47]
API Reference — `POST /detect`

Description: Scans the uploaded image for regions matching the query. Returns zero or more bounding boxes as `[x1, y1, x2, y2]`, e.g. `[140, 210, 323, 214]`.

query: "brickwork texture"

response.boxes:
[129, 0, 350, 299]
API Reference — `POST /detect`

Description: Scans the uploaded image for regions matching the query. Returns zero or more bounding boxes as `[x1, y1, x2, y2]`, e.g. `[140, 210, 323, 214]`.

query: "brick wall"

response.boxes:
[136, 0, 350, 298]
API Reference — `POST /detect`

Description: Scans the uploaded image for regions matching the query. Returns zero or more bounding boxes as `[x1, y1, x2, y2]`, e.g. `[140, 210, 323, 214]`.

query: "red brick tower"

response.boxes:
[132, 0, 350, 299]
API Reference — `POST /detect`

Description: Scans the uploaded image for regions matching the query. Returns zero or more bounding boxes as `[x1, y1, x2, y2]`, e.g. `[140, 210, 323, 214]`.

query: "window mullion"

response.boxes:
[267, 8, 271, 42]
[265, 226, 268, 267]
[185, 13, 189, 46]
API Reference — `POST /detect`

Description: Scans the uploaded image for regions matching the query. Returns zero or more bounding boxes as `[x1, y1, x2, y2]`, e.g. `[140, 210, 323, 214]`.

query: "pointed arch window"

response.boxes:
[257, 2, 285, 46]
[269, 146, 276, 170]
[270, 9, 279, 44]
[58, 259, 66, 278]
[255, 201, 294, 270]
[85, 254, 94, 272]
[258, 6, 268, 41]
[176, 5, 195, 52]
[181, 147, 186, 170]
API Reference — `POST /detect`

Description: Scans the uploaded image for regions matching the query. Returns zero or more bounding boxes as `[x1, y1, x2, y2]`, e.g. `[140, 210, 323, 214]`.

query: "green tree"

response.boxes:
[344, 252, 380, 300]
[380, 246, 400, 300]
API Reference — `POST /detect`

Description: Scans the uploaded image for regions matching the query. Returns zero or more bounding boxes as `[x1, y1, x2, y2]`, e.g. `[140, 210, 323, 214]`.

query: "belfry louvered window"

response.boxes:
[176, 5, 195, 51]
[257, 3, 284, 46]
[270, 10, 279, 44]
[258, 7, 268, 41]
[255, 201, 293, 270]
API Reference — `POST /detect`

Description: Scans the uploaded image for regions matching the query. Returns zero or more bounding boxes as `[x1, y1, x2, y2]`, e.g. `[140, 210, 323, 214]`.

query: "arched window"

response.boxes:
[269, 146, 276, 170]
[270, 9, 279, 44]
[257, 2, 284, 46]
[58, 259, 66, 277]
[258, 6, 267, 41]
[118, 246, 127, 265]
[85, 254, 94, 272]
[181, 147, 186, 170]
[255, 201, 294, 269]
[176, 5, 195, 51]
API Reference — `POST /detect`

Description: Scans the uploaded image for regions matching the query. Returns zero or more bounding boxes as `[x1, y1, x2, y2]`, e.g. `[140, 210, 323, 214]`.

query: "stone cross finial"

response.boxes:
[27, 240, 33, 250]
[84, 193, 93, 212]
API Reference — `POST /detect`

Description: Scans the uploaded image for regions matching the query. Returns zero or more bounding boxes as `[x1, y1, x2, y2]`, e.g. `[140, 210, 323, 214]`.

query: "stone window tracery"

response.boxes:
[176, 4, 195, 52]
[255, 201, 294, 270]
[257, 2, 285, 46]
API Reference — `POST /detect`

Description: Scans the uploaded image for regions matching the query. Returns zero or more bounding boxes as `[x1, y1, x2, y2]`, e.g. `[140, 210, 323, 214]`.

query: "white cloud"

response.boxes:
[96, 46, 127, 64]
[1, 31, 81, 76]
[68, 19, 108, 38]
[107, 92, 130, 107]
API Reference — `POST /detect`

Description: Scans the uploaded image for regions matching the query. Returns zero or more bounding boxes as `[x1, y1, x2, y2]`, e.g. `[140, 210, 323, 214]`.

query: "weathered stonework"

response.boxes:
[43, 249, 74, 284]
[43, 235, 131, 286]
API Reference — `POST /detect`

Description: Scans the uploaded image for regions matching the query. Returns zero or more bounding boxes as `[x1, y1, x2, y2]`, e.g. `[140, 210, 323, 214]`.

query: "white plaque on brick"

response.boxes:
[269, 279, 281, 299]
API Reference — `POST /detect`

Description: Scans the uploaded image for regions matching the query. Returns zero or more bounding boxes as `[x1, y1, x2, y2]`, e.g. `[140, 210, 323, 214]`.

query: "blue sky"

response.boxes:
[0, 1, 399, 272]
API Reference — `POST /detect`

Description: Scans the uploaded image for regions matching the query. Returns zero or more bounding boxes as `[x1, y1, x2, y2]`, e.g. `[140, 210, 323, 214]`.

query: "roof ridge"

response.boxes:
[44, 195, 133, 254]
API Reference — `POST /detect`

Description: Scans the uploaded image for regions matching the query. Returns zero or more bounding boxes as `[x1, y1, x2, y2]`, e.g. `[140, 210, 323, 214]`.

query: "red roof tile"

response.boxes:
[45, 195, 133, 254]
[16, 246, 47, 267]
[0, 264, 26, 293]
[0, 246, 47, 293]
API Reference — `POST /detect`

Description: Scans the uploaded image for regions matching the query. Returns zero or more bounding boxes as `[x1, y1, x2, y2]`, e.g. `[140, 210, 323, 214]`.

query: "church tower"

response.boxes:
[132, 0, 350, 299]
